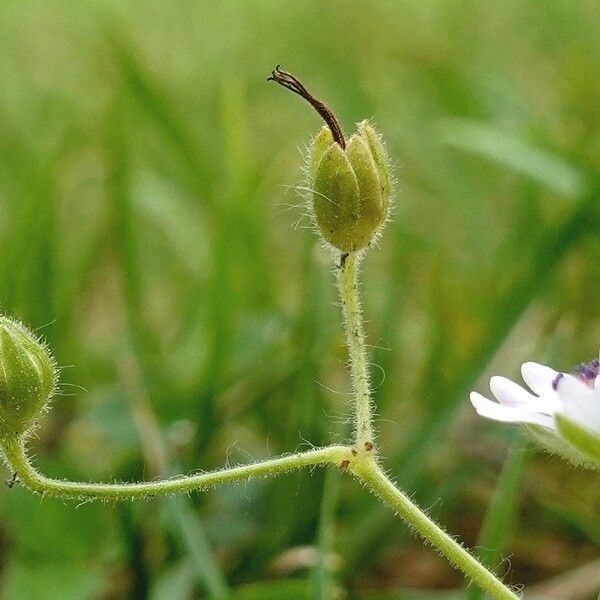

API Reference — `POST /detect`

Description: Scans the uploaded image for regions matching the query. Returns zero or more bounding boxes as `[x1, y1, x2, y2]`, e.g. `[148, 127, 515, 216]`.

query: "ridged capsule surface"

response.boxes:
[0, 317, 56, 438]
[309, 121, 391, 252]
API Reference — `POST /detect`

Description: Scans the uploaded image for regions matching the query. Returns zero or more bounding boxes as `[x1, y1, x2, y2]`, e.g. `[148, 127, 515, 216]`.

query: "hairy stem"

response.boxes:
[2, 438, 350, 501]
[337, 252, 518, 599]
[338, 252, 374, 448]
[352, 458, 521, 600]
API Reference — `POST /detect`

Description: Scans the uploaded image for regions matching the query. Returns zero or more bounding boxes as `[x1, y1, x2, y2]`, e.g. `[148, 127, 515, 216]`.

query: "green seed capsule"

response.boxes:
[310, 121, 391, 252]
[267, 67, 392, 252]
[0, 316, 57, 438]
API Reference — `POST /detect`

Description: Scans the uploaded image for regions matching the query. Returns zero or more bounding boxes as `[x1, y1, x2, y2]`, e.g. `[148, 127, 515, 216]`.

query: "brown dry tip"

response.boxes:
[267, 65, 346, 149]
[339, 459, 351, 470]
[364, 441, 374, 452]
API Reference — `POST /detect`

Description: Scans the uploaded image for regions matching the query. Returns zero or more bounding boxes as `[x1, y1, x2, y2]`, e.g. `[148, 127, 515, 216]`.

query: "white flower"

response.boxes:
[470, 359, 600, 465]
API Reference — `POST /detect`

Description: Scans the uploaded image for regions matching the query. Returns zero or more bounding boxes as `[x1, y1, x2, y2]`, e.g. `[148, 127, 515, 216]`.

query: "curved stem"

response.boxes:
[338, 252, 374, 448]
[337, 252, 519, 599]
[2, 438, 350, 501]
[352, 458, 521, 600]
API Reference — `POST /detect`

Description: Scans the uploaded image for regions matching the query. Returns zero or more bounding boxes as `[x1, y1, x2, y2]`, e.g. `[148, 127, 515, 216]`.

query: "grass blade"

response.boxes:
[465, 434, 528, 600]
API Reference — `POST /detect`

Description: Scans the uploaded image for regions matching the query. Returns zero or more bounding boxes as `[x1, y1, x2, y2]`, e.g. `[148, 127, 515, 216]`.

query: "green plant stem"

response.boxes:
[2, 438, 350, 501]
[1, 243, 522, 599]
[351, 458, 521, 600]
[337, 251, 519, 599]
[338, 252, 373, 448]
[1, 237, 521, 599]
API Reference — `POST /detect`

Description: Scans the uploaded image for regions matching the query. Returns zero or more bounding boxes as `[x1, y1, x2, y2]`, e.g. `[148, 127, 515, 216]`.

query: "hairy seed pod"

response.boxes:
[309, 121, 391, 252]
[0, 316, 57, 439]
[268, 66, 392, 253]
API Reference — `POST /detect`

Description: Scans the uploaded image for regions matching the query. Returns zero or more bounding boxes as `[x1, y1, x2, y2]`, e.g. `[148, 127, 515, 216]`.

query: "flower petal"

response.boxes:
[555, 373, 596, 400]
[489, 376, 559, 415]
[470, 392, 555, 428]
[556, 376, 600, 437]
[521, 361, 561, 396]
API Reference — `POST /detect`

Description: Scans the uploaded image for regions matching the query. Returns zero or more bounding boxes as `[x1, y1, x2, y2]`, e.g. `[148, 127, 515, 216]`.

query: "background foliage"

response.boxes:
[0, 1, 599, 598]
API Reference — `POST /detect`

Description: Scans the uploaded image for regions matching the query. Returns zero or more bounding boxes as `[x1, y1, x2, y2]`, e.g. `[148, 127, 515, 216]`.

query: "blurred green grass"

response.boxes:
[0, 1, 599, 598]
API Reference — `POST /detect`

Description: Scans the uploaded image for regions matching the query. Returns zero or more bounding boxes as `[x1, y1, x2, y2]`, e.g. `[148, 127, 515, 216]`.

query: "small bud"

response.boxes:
[0, 316, 57, 438]
[268, 66, 392, 252]
[310, 121, 391, 251]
